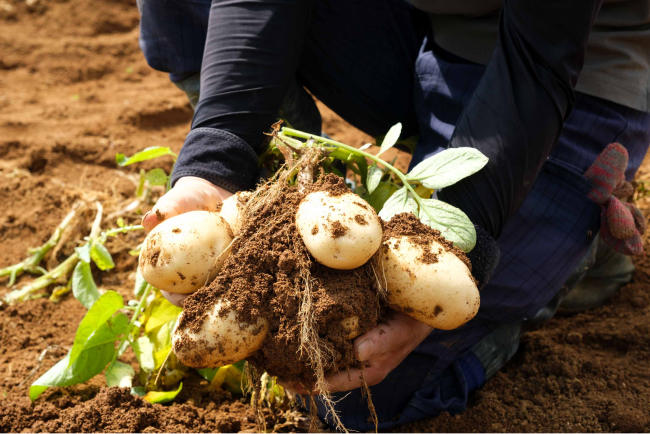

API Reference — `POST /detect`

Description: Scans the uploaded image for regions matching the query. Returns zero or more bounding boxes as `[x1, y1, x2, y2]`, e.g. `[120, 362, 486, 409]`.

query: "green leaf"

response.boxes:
[68, 292, 124, 367]
[132, 336, 155, 373]
[115, 147, 176, 167]
[377, 123, 402, 156]
[366, 163, 383, 194]
[378, 186, 418, 221]
[30, 344, 115, 401]
[143, 297, 182, 334]
[196, 367, 219, 382]
[418, 198, 477, 252]
[106, 360, 135, 388]
[364, 182, 399, 213]
[144, 168, 169, 186]
[143, 382, 183, 404]
[72, 261, 101, 309]
[90, 244, 115, 271]
[116, 217, 125, 228]
[406, 148, 488, 189]
[131, 386, 146, 397]
[75, 243, 92, 263]
[134, 267, 148, 297]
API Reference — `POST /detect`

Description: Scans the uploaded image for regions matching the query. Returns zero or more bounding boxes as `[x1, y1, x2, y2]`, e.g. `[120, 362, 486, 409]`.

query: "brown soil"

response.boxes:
[1, 0, 650, 431]
[177, 174, 381, 387]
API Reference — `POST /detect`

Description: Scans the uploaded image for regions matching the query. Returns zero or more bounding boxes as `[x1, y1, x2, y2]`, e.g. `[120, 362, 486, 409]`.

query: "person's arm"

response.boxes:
[170, 0, 313, 193]
[438, 0, 603, 238]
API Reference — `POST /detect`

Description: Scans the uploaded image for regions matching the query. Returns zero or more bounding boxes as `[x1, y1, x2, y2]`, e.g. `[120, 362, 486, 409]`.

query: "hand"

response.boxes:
[142, 176, 233, 307]
[281, 310, 433, 394]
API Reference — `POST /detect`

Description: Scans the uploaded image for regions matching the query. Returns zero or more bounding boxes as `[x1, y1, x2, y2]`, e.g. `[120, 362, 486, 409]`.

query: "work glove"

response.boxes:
[585, 143, 646, 256]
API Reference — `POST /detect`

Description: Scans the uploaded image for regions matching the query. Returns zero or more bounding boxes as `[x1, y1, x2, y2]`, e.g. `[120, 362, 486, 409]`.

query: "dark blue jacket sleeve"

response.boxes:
[437, 0, 603, 238]
[171, 0, 312, 192]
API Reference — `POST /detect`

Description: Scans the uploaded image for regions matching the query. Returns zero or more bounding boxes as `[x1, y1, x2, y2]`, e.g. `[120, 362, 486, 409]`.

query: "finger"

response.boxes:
[353, 312, 421, 361]
[325, 362, 390, 393]
[161, 290, 190, 307]
[142, 189, 185, 232]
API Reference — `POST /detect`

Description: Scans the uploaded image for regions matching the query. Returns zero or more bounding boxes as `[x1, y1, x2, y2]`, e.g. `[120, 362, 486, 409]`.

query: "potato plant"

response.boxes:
[2, 122, 488, 431]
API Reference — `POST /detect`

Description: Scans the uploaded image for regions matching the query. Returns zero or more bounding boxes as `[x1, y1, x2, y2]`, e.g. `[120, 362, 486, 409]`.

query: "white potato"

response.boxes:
[340, 316, 361, 340]
[139, 211, 233, 294]
[218, 191, 250, 236]
[296, 191, 382, 269]
[381, 236, 479, 330]
[172, 298, 269, 368]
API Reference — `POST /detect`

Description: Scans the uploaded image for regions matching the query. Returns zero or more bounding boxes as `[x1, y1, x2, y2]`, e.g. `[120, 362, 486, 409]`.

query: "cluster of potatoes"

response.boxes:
[140, 190, 479, 369]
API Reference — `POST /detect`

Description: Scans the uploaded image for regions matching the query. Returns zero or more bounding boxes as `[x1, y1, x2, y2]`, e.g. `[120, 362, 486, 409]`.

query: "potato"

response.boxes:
[139, 211, 233, 294]
[381, 236, 479, 330]
[340, 316, 361, 340]
[172, 298, 269, 368]
[218, 192, 250, 236]
[296, 191, 382, 269]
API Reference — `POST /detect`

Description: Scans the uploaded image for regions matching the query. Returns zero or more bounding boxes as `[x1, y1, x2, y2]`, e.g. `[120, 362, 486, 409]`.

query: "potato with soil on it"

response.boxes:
[216, 191, 251, 236]
[172, 298, 269, 368]
[378, 213, 480, 330]
[296, 190, 383, 270]
[139, 211, 234, 294]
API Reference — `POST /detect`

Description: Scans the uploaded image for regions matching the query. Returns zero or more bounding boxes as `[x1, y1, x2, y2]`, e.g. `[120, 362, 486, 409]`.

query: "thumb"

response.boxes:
[142, 188, 186, 232]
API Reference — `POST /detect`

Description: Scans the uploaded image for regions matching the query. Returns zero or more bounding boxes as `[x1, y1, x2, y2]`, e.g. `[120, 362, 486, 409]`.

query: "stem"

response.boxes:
[109, 284, 152, 369]
[281, 128, 435, 221]
[1, 205, 80, 286]
[4, 254, 80, 304]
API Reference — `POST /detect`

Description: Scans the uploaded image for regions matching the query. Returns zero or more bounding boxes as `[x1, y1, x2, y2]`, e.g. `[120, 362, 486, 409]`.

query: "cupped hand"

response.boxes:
[281, 310, 433, 394]
[143, 176, 233, 307]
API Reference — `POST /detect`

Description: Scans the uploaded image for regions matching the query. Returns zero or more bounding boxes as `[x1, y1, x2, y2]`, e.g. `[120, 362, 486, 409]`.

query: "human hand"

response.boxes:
[142, 176, 233, 306]
[282, 310, 433, 394]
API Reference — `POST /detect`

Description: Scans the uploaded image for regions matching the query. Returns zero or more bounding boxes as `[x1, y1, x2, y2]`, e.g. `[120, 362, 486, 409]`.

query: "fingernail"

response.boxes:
[356, 340, 374, 361]
[141, 211, 152, 225]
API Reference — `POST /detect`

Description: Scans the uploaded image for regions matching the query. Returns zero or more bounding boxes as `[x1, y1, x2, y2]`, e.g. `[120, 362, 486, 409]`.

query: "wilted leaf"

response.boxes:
[143, 297, 182, 334]
[144, 168, 168, 186]
[132, 335, 155, 373]
[143, 382, 183, 404]
[406, 148, 488, 189]
[116, 147, 176, 167]
[366, 163, 383, 194]
[378, 186, 418, 221]
[418, 198, 476, 252]
[106, 360, 135, 388]
[90, 244, 115, 271]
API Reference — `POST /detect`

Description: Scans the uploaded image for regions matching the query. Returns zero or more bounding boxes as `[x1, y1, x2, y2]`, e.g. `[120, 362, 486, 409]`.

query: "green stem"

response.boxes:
[109, 284, 152, 368]
[4, 254, 80, 304]
[281, 128, 436, 222]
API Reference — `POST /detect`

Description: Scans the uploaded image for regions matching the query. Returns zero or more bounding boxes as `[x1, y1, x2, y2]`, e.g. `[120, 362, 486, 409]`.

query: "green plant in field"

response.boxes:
[269, 123, 488, 252]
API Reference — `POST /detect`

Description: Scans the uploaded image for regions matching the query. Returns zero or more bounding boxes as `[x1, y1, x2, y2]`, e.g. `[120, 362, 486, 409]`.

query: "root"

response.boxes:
[244, 362, 266, 433]
[369, 256, 388, 300]
[308, 393, 319, 433]
[360, 367, 378, 433]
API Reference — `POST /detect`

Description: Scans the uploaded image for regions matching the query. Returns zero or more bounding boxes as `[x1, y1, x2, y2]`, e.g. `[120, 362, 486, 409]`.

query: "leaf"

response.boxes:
[68, 292, 124, 366]
[196, 368, 219, 382]
[90, 244, 115, 271]
[143, 297, 182, 335]
[378, 186, 418, 221]
[132, 336, 155, 373]
[115, 147, 176, 167]
[153, 345, 172, 371]
[131, 386, 146, 397]
[377, 123, 402, 156]
[75, 243, 92, 263]
[364, 182, 399, 213]
[144, 168, 169, 186]
[359, 143, 372, 151]
[366, 163, 383, 194]
[134, 267, 148, 297]
[106, 361, 135, 388]
[116, 217, 125, 228]
[143, 382, 183, 404]
[30, 343, 115, 401]
[72, 261, 100, 309]
[406, 148, 488, 189]
[418, 198, 477, 252]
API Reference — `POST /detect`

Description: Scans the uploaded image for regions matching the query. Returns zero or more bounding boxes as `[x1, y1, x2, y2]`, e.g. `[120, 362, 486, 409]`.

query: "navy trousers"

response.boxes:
[167, 0, 650, 430]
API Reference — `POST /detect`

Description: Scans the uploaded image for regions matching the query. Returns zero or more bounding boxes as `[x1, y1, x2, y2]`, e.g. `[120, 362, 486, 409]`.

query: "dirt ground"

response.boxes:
[1, 0, 649, 432]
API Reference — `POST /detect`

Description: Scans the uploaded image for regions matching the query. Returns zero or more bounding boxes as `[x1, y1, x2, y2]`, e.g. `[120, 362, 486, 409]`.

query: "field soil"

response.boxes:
[1, 0, 649, 432]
